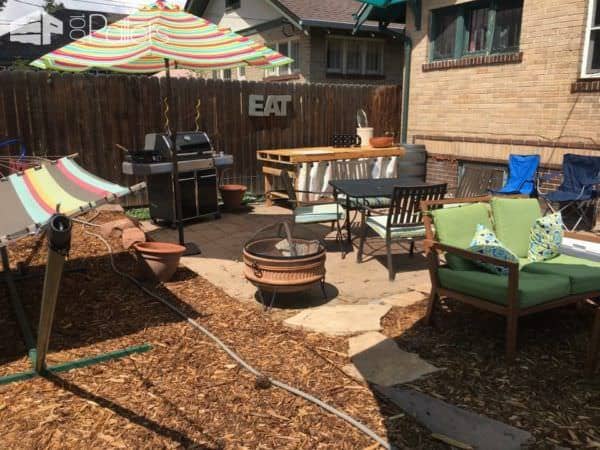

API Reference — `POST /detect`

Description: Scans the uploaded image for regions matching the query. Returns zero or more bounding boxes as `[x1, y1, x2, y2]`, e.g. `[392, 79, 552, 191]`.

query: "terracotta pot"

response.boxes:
[370, 136, 394, 148]
[133, 242, 185, 282]
[220, 184, 247, 210]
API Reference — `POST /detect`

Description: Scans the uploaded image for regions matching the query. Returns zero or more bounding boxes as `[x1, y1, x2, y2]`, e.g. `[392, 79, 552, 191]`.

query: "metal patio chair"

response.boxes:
[357, 183, 447, 281]
[278, 170, 345, 232]
[538, 154, 600, 231]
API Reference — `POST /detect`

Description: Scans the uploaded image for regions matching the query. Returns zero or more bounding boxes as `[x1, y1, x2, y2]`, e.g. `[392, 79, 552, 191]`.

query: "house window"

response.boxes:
[430, 0, 523, 61]
[225, 0, 240, 11]
[582, 0, 600, 77]
[238, 66, 246, 80]
[265, 40, 300, 77]
[326, 37, 385, 76]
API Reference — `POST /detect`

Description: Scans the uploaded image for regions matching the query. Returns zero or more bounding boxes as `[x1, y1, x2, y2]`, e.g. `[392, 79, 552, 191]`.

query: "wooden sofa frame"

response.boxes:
[421, 195, 600, 366]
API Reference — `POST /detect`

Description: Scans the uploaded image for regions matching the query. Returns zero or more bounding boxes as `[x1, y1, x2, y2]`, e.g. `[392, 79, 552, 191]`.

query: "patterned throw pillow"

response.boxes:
[468, 224, 519, 276]
[528, 213, 564, 262]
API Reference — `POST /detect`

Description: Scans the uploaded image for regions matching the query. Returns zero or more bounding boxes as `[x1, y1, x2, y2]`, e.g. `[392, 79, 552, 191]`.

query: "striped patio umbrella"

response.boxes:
[30, 0, 292, 254]
[30, 0, 293, 73]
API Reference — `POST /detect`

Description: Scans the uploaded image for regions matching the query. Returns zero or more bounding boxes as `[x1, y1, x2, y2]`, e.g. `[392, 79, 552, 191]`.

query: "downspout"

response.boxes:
[401, 34, 412, 144]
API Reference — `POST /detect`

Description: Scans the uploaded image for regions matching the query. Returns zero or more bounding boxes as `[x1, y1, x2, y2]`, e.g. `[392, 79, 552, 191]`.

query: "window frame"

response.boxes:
[225, 0, 241, 12]
[265, 39, 301, 77]
[326, 36, 385, 76]
[582, 0, 600, 78]
[429, 0, 522, 62]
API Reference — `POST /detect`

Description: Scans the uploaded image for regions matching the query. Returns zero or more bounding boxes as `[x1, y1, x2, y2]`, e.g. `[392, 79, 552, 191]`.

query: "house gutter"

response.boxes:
[401, 34, 411, 144]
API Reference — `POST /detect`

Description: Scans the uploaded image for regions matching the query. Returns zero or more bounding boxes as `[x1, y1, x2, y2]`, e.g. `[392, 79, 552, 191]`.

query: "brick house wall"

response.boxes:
[402, 0, 600, 191]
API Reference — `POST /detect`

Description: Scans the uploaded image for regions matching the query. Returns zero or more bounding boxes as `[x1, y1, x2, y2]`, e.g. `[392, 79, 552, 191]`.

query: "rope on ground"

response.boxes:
[78, 218, 395, 450]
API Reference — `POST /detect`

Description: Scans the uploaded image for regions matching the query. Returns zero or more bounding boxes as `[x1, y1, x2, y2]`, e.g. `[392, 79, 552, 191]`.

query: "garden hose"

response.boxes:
[75, 218, 395, 450]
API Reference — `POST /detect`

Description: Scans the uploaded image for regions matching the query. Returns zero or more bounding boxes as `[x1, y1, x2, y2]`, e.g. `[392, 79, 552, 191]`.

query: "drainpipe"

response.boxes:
[401, 34, 412, 144]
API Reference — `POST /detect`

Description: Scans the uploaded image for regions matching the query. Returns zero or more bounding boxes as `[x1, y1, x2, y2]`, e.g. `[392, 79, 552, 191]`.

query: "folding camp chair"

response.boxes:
[491, 154, 540, 196]
[539, 154, 600, 231]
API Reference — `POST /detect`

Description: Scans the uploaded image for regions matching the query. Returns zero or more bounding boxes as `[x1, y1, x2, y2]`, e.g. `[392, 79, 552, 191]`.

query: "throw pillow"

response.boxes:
[528, 213, 564, 262]
[468, 224, 519, 276]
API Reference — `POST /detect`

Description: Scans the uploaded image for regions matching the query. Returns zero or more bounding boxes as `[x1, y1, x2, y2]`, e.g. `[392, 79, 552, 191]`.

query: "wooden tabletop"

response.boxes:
[257, 146, 406, 164]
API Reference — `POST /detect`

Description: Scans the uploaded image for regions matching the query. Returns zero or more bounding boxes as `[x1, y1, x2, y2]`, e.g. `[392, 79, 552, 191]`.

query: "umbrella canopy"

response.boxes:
[30, 0, 293, 73]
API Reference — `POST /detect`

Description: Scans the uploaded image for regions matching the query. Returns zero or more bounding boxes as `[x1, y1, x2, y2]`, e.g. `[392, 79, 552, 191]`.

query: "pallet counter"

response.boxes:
[258, 146, 406, 206]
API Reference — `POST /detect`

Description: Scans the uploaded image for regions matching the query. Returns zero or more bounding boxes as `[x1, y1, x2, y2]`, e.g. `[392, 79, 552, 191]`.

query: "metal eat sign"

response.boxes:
[248, 94, 292, 117]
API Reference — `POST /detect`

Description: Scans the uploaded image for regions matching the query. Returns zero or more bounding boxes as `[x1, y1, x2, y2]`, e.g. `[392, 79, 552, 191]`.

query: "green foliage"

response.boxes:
[126, 207, 151, 221]
[44, 0, 64, 13]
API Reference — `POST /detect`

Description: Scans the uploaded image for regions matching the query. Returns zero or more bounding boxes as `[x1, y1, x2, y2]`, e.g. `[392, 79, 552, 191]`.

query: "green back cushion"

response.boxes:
[431, 203, 493, 270]
[491, 198, 542, 258]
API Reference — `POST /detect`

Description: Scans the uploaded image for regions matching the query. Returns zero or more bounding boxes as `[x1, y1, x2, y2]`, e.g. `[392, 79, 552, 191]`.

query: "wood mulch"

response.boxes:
[0, 211, 598, 449]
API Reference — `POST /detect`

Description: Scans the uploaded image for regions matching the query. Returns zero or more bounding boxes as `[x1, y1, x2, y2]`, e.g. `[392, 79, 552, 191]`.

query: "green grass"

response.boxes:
[126, 207, 151, 221]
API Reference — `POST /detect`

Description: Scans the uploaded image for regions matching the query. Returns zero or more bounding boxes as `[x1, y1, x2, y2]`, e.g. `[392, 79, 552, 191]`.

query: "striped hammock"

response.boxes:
[0, 157, 144, 244]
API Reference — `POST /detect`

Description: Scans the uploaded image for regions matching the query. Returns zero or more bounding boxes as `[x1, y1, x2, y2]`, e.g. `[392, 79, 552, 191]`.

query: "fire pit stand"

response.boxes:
[243, 222, 327, 310]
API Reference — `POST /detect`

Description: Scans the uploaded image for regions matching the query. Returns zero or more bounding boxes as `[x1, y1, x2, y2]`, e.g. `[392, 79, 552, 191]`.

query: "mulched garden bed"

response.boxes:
[0, 211, 598, 449]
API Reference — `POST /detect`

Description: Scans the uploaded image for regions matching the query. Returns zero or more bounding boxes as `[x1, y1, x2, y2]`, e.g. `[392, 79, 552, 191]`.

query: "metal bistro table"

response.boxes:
[329, 178, 428, 247]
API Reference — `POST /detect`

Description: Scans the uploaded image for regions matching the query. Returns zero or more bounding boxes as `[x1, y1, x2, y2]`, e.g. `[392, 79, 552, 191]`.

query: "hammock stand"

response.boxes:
[0, 157, 151, 385]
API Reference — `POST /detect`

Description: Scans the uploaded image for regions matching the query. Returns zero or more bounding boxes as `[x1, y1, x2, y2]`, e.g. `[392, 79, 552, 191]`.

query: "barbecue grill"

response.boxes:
[243, 222, 327, 309]
[122, 131, 233, 225]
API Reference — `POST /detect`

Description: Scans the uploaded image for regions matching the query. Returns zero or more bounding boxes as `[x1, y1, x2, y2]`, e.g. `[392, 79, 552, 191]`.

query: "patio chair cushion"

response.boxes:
[528, 213, 563, 262]
[294, 203, 343, 224]
[366, 215, 426, 239]
[522, 254, 600, 295]
[491, 197, 542, 258]
[430, 202, 493, 270]
[438, 267, 571, 308]
[468, 224, 518, 276]
[337, 194, 391, 209]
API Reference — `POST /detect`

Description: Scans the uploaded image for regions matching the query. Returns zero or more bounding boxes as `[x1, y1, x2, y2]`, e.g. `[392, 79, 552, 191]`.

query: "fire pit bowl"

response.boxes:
[243, 222, 327, 306]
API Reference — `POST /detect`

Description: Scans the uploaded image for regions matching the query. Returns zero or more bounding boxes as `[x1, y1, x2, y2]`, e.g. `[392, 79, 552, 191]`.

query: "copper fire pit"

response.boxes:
[243, 222, 327, 308]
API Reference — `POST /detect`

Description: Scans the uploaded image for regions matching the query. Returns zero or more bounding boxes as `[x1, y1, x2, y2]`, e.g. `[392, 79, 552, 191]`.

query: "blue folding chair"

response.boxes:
[491, 154, 540, 196]
[539, 154, 600, 231]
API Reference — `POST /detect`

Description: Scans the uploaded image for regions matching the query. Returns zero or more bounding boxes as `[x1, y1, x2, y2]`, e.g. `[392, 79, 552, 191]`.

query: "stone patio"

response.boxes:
[144, 203, 432, 314]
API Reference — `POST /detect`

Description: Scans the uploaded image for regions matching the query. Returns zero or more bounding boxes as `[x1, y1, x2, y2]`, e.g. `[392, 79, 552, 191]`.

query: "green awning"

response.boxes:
[353, 0, 418, 33]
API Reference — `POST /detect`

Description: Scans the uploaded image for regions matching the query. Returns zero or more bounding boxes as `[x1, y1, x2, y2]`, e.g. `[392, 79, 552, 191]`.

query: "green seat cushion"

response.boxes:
[522, 254, 600, 295]
[337, 195, 391, 209]
[295, 203, 343, 224]
[431, 203, 493, 270]
[491, 197, 541, 258]
[366, 215, 425, 239]
[438, 267, 571, 308]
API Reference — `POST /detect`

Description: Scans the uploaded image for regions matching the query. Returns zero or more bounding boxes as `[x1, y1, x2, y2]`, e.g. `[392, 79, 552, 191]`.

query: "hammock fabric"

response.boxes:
[0, 157, 144, 245]
[30, 1, 293, 73]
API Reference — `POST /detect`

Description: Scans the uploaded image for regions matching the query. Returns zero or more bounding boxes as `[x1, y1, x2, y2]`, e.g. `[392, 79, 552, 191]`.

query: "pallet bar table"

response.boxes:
[258, 146, 406, 206]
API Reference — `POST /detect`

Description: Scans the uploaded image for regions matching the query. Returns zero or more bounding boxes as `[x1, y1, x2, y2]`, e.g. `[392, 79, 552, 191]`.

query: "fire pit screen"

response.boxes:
[243, 221, 327, 309]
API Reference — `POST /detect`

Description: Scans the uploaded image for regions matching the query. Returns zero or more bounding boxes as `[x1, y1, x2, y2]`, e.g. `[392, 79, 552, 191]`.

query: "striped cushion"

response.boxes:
[294, 203, 344, 224]
[366, 215, 426, 239]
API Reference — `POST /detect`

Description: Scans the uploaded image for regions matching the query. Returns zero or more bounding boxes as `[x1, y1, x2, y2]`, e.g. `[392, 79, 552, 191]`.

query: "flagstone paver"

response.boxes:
[283, 304, 391, 335]
[381, 290, 428, 308]
[344, 332, 439, 386]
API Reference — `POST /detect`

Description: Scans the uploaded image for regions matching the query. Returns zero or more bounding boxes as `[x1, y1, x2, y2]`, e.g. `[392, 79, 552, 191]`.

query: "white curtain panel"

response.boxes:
[296, 163, 309, 202]
[322, 162, 332, 196]
[385, 157, 398, 178]
[308, 162, 321, 201]
[372, 157, 385, 179]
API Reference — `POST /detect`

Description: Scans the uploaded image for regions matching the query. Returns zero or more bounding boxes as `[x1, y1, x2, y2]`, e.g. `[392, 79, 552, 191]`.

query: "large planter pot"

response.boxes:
[220, 184, 247, 211]
[133, 242, 185, 282]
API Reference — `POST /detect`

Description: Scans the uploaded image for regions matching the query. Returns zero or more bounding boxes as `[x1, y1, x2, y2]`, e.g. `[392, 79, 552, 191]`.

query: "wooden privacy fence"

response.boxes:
[0, 70, 402, 204]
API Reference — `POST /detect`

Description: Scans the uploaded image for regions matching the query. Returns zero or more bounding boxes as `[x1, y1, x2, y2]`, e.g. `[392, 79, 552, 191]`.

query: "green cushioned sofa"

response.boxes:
[421, 196, 600, 361]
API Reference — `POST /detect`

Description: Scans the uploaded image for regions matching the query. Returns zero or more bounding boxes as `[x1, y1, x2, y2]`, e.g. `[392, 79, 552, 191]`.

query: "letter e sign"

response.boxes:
[249, 95, 292, 117]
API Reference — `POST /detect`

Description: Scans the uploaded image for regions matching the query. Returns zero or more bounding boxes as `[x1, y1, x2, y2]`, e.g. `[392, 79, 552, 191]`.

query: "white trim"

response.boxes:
[265, 38, 301, 76]
[581, 0, 600, 78]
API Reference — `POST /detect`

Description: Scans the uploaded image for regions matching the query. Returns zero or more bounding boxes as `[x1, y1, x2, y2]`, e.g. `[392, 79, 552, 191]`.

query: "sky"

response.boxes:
[0, 0, 187, 36]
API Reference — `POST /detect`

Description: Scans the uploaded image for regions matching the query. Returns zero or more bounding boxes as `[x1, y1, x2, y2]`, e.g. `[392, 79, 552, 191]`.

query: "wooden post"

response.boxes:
[35, 215, 71, 373]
